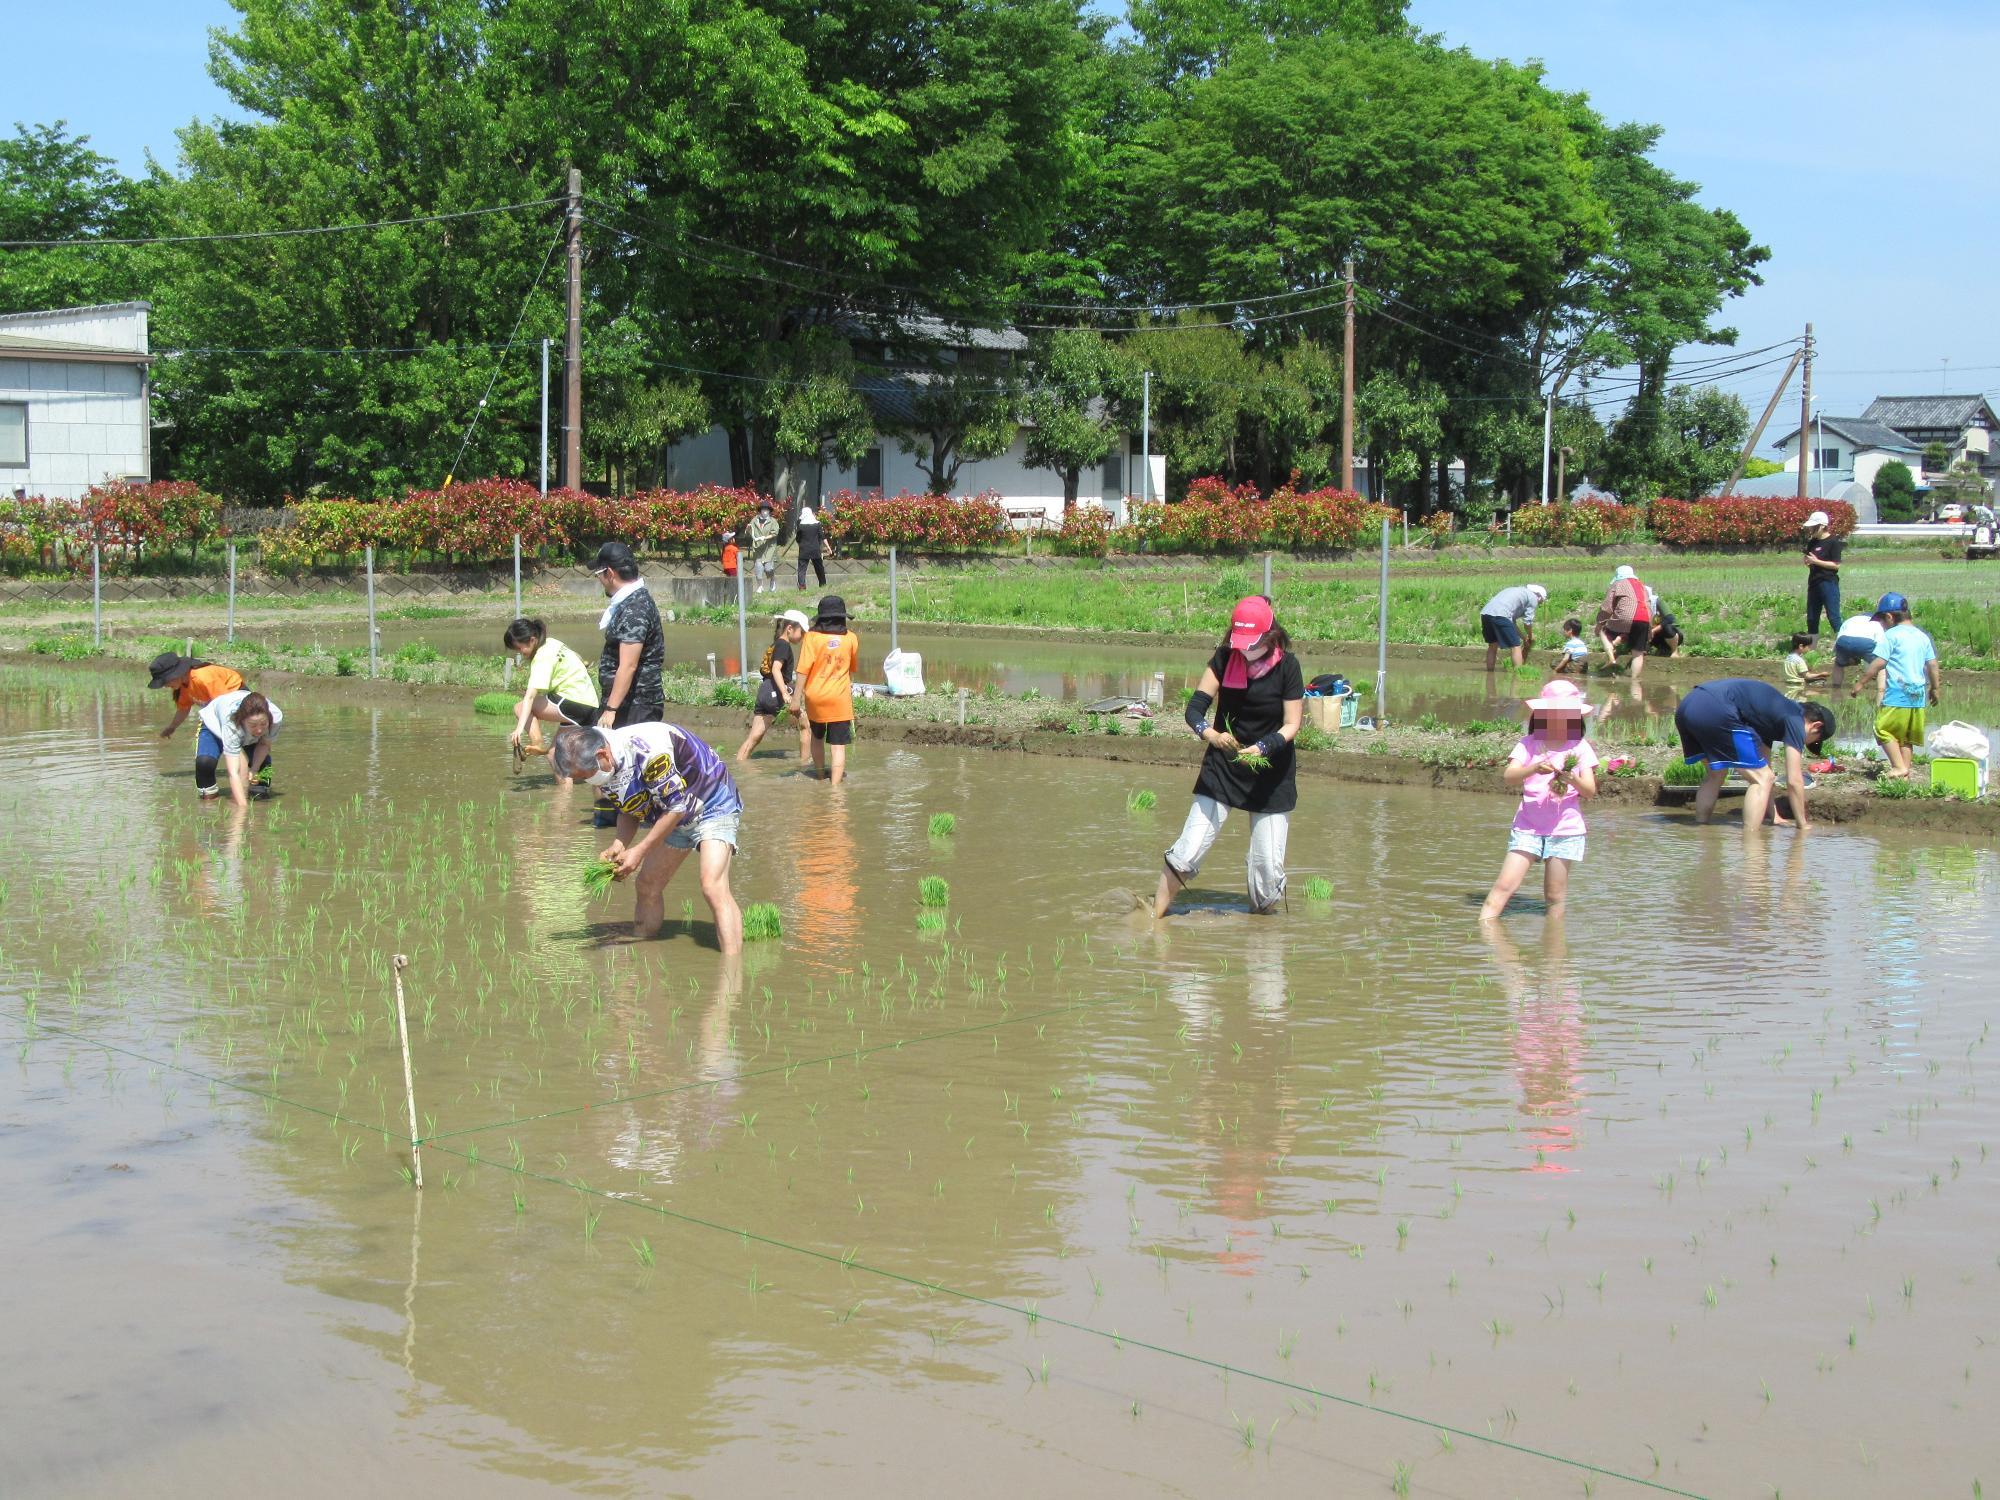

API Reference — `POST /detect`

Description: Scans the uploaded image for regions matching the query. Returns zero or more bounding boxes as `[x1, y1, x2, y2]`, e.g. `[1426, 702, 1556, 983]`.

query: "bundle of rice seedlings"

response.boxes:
[581, 858, 619, 900]
[1126, 789, 1158, 812]
[927, 812, 957, 838]
[1301, 876, 1334, 900]
[918, 875, 950, 908]
[743, 903, 784, 940]
[473, 692, 515, 716]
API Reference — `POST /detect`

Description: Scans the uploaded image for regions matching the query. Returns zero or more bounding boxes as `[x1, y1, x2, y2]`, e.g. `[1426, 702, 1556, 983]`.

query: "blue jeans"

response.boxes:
[1806, 576, 1840, 639]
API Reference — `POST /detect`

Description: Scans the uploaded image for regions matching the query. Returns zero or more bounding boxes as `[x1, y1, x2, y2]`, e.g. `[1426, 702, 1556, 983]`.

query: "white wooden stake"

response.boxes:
[393, 953, 423, 1189]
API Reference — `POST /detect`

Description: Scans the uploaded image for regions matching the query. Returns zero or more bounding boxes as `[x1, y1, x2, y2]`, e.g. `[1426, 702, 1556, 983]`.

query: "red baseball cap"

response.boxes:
[1228, 595, 1274, 650]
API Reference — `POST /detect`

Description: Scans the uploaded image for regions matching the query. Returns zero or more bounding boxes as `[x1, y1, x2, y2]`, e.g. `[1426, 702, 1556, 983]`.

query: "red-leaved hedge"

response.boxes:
[0, 481, 223, 573]
[1647, 496, 1856, 548]
[820, 490, 1008, 552]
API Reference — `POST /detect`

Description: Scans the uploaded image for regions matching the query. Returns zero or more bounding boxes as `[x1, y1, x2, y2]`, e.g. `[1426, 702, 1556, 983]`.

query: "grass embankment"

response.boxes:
[685, 553, 2000, 669]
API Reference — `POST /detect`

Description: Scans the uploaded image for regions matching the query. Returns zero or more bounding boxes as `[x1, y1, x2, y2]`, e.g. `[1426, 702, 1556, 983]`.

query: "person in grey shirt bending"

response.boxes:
[1479, 583, 1547, 671]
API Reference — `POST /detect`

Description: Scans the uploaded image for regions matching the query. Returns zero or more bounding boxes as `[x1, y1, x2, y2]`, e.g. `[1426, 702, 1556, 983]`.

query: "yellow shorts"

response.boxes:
[1873, 705, 1926, 746]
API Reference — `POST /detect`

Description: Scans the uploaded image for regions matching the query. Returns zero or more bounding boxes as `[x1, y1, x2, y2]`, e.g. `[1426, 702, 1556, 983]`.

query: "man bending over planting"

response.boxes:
[552, 723, 744, 952]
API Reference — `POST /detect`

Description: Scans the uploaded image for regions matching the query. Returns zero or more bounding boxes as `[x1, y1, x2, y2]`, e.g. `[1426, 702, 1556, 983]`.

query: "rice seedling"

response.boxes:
[743, 903, 783, 941]
[1126, 788, 1157, 812]
[1301, 876, 1334, 900]
[918, 876, 950, 908]
[472, 692, 515, 716]
[927, 812, 957, 838]
[580, 859, 619, 901]
[917, 911, 946, 934]
[1661, 759, 1707, 786]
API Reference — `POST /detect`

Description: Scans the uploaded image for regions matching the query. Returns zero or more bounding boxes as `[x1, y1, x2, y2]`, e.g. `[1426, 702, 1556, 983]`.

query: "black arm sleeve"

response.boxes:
[1184, 689, 1214, 733]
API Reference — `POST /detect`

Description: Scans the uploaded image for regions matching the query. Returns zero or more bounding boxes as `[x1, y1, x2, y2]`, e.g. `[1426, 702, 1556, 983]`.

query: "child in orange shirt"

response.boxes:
[149, 650, 251, 797]
[794, 594, 859, 783]
[720, 531, 740, 578]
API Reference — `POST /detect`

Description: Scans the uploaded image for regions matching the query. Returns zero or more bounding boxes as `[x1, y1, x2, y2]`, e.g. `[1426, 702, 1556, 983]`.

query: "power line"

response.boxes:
[444, 230, 566, 482]
[160, 342, 519, 357]
[0, 197, 563, 250]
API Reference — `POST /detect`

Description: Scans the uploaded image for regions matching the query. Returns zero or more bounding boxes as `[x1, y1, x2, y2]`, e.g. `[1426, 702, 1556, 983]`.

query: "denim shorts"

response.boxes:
[664, 807, 740, 852]
[1832, 636, 1878, 668]
[1508, 828, 1585, 862]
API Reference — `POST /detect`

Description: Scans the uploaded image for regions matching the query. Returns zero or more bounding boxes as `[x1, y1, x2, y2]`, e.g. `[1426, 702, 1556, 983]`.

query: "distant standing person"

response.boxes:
[1674, 678, 1834, 830]
[746, 500, 781, 596]
[1478, 583, 1547, 671]
[736, 609, 808, 761]
[1154, 595, 1304, 919]
[1802, 510, 1842, 642]
[794, 594, 859, 783]
[1594, 564, 1653, 680]
[1848, 592, 1939, 781]
[589, 540, 667, 826]
[794, 504, 828, 589]
[198, 689, 282, 809]
[1828, 602, 1890, 689]
[551, 722, 744, 951]
[149, 651, 245, 797]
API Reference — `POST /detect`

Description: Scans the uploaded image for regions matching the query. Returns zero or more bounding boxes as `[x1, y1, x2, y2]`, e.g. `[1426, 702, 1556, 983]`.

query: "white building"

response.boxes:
[661, 317, 1164, 523]
[1770, 415, 1921, 492]
[0, 303, 152, 501]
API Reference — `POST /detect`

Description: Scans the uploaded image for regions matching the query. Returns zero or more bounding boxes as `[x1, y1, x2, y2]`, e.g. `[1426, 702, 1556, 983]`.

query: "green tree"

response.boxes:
[1871, 458, 1918, 522]
[891, 359, 1019, 496]
[1022, 328, 1137, 505]
[1354, 369, 1445, 502]
[593, 376, 710, 495]
[1929, 459, 1991, 512]
[1742, 457, 1783, 479]
[0, 121, 159, 313]
[756, 330, 876, 512]
[1597, 383, 1747, 502]
[1128, 0, 1409, 90]
[1922, 439, 1951, 473]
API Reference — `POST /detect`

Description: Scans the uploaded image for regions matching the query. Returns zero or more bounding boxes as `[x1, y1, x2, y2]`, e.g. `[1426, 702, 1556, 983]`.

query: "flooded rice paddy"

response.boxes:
[2, 666, 1997, 1498]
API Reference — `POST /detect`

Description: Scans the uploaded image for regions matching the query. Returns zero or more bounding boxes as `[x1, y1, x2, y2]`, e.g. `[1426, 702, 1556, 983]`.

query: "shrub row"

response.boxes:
[0, 482, 223, 572]
[1053, 480, 1396, 556]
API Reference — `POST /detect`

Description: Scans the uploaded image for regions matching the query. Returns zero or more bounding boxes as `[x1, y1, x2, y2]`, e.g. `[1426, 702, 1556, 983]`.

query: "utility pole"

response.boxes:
[563, 167, 583, 491]
[1796, 321, 1813, 502]
[1340, 257, 1356, 493]
[1139, 371, 1152, 515]
[1718, 346, 1805, 499]
[1539, 391, 1554, 505]
[539, 337, 549, 495]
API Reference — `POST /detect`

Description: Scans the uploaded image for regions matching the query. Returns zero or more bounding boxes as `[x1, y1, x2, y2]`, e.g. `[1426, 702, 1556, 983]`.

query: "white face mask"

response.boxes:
[583, 760, 616, 788]
[1241, 641, 1269, 662]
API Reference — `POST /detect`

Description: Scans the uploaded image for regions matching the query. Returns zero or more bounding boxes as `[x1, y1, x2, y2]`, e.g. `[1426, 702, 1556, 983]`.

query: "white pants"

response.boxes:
[1165, 795, 1289, 912]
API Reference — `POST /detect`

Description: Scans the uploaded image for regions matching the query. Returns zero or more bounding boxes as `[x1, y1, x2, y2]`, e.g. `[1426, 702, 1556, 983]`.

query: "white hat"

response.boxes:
[1802, 510, 1829, 529]
[1527, 583, 1548, 600]
[798, 506, 817, 525]
[775, 609, 810, 630]
[1613, 564, 1635, 582]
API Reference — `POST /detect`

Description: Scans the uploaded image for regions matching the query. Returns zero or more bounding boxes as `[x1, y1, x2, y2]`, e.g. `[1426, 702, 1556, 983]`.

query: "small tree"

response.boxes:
[1922, 440, 1951, 474]
[1871, 459, 1918, 522]
[1929, 459, 1992, 513]
[1022, 329, 1136, 506]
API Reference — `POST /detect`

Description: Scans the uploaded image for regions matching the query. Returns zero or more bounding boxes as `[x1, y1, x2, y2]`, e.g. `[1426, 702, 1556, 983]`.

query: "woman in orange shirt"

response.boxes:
[793, 594, 859, 784]
[150, 651, 249, 798]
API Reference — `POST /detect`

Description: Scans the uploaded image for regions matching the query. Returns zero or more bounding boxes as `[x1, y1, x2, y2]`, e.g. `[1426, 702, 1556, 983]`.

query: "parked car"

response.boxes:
[1931, 503, 1967, 523]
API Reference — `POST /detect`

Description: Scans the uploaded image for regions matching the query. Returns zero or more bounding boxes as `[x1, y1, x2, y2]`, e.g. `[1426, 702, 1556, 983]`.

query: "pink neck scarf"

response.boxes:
[1221, 646, 1284, 690]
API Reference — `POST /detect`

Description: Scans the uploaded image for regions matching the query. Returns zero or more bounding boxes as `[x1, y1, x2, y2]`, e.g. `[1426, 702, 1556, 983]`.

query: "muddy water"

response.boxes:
[3, 666, 1997, 1498]
[219, 606, 2000, 738]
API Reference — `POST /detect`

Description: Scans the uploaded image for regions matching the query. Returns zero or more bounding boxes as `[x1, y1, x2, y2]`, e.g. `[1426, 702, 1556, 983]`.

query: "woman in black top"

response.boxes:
[795, 505, 827, 589]
[1153, 595, 1306, 918]
[1802, 511, 1842, 642]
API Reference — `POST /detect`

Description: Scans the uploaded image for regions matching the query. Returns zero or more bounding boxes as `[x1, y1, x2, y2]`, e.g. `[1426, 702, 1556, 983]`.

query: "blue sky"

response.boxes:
[12, 0, 1996, 435]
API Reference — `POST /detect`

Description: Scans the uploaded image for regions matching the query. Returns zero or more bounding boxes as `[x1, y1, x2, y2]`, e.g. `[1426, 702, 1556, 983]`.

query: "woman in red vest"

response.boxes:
[1594, 565, 1653, 680]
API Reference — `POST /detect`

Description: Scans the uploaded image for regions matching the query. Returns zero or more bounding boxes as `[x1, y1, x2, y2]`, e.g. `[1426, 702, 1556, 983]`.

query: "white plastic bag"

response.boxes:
[883, 649, 926, 697]
[1927, 720, 1990, 763]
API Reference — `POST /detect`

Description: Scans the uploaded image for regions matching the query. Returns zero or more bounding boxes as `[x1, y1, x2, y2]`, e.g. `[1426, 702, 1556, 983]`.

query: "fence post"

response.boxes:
[1374, 518, 1390, 722]
[735, 565, 749, 682]
[90, 545, 103, 647]
[706, 652, 717, 679]
[889, 544, 900, 654]
[1262, 551, 1273, 602]
[957, 688, 967, 726]
[366, 545, 379, 680]
[226, 542, 237, 643]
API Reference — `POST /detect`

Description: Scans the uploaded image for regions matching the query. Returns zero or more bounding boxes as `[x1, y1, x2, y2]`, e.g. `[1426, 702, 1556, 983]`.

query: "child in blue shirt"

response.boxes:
[1849, 593, 1940, 779]
[1552, 618, 1590, 675]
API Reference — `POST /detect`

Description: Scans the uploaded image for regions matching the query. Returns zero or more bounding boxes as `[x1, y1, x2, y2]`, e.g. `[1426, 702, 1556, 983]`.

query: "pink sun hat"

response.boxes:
[1228, 594, 1275, 650]
[1524, 679, 1595, 714]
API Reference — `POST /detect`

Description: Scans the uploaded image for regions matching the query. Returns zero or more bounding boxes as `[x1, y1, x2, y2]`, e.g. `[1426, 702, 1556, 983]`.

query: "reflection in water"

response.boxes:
[1483, 917, 1584, 1172]
[789, 785, 862, 966]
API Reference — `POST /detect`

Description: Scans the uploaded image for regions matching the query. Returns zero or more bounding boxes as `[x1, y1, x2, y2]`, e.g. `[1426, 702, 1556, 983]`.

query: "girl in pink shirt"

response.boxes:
[1479, 679, 1599, 922]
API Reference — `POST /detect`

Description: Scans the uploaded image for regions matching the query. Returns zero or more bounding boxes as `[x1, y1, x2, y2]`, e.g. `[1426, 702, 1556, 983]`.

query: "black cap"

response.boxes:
[816, 594, 847, 622]
[147, 651, 191, 689]
[757, 499, 772, 512]
[588, 540, 637, 575]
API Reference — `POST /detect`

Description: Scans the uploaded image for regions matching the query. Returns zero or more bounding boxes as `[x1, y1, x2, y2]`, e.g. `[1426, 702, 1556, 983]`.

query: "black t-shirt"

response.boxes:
[796, 520, 825, 557]
[599, 586, 666, 707]
[1192, 646, 1306, 813]
[1806, 535, 1843, 571]
[760, 638, 796, 686]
